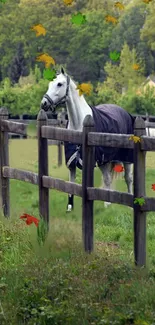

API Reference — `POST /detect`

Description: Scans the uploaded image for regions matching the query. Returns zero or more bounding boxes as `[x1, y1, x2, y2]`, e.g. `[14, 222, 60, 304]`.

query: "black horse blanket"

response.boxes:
[64, 104, 135, 170]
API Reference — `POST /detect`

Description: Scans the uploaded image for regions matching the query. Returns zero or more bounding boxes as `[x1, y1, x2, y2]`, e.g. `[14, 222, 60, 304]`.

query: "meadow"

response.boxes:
[1, 123, 155, 324]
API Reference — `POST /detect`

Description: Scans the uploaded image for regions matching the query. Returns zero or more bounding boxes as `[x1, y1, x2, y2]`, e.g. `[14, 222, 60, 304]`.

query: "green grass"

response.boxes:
[1, 138, 155, 324]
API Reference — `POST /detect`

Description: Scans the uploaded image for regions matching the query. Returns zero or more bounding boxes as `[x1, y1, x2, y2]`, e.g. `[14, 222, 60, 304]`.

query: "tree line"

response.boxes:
[0, 0, 155, 115]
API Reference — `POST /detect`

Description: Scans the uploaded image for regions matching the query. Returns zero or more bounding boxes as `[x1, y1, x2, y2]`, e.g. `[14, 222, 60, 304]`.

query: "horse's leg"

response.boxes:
[66, 166, 76, 212]
[99, 163, 114, 208]
[123, 163, 133, 194]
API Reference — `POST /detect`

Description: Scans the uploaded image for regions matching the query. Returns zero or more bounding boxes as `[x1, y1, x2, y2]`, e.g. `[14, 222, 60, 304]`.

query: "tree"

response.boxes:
[9, 42, 28, 84]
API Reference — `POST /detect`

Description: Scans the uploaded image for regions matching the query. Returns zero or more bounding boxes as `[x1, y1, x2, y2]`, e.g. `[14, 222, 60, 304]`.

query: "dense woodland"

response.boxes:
[0, 0, 155, 115]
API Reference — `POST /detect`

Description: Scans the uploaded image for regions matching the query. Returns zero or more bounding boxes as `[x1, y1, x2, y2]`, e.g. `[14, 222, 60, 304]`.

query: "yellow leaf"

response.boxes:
[132, 64, 140, 70]
[105, 15, 118, 24]
[143, 0, 152, 3]
[63, 0, 73, 4]
[129, 135, 141, 143]
[76, 83, 93, 96]
[30, 24, 46, 37]
[114, 2, 125, 10]
[36, 53, 55, 68]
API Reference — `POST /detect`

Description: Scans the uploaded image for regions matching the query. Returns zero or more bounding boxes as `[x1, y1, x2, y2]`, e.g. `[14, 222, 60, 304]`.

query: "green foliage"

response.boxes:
[0, 0, 155, 115]
[37, 217, 48, 246]
[117, 87, 155, 115]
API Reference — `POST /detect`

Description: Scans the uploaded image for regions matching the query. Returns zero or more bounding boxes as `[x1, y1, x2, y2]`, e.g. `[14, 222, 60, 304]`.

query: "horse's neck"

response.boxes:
[66, 79, 92, 130]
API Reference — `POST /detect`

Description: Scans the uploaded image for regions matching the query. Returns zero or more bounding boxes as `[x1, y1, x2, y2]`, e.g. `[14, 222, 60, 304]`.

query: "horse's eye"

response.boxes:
[57, 83, 62, 87]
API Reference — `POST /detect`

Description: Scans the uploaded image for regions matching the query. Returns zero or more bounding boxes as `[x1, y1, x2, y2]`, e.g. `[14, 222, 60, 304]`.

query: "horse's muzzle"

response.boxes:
[40, 102, 49, 111]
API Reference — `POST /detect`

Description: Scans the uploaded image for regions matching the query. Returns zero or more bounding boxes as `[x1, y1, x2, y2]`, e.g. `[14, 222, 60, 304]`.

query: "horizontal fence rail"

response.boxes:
[1, 107, 155, 267]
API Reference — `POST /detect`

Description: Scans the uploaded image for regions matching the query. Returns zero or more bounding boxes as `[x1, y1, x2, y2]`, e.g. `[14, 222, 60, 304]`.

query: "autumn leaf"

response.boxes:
[76, 83, 93, 96]
[152, 184, 155, 191]
[129, 135, 141, 143]
[132, 64, 140, 70]
[36, 53, 55, 68]
[114, 2, 125, 10]
[71, 12, 87, 25]
[113, 164, 124, 172]
[43, 68, 56, 81]
[105, 15, 118, 24]
[20, 213, 40, 227]
[63, 0, 73, 5]
[143, 0, 152, 3]
[110, 51, 120, 61]
[30, 24, 46, 37]
[134, 197, 145, 206]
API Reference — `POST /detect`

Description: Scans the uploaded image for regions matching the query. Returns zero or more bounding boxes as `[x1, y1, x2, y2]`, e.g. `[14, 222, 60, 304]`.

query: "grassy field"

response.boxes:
[1, 127, 155, 324]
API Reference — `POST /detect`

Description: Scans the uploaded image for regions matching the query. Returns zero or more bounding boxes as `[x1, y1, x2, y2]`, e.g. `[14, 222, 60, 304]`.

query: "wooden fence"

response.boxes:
[8, 114, 65, 167]
[1, 107, 155, 267]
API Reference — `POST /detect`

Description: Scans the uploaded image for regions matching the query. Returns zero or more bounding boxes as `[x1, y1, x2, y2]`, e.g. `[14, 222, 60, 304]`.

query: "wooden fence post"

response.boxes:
[82, 115, 95, 253]
[37, 109, 49, 229]
[0, 107, 10, 218]
[58, 141, 62, 167]
[133, 116, 146, 266]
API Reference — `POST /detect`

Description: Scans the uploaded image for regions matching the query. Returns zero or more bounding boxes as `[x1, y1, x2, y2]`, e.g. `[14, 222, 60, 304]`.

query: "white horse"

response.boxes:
[41, 67, 133, 211]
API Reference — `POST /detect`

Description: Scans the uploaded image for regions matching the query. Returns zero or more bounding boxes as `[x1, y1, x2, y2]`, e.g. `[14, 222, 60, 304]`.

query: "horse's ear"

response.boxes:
[61, 67, 65, 75]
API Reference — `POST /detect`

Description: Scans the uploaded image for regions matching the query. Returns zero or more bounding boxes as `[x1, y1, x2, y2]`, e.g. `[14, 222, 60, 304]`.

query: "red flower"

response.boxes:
[152, 184, 155, 191]
[20, 213, 40, 227]
[113, 164, 124, 173]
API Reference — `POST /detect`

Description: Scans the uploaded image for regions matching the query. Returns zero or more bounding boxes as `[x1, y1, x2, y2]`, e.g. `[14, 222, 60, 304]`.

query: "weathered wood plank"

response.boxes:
[41, 125, 82, 144]
[133, 117, 146, 267]
[2, 166, 38, 185]
[140, 136, 155, 151]
[145, 122, 155, 128]
[37, 110, 49, 228]
[87, 187, 133, 207]
[82, 115, 95, 253]
[140, 197, 155, 212]
[57, 141, 62, 166]
[0, 119, 27, 135]
[88, 132, 134, 148]
[0, 107, 10, 217]
[42, 176, 82, 197]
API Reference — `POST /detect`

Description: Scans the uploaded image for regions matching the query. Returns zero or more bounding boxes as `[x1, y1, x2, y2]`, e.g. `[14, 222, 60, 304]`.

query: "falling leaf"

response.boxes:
[20, 213, 40, 227]
[129, 135, 141, 143]
[105, 15, 118, 24]
[143, 0, 152, 3]
[43, 68, 56, 81]
[134, 197, 145, 206]
[76, 83, 93, 96]
[110, 51, 120, 61]
[132, 64, 140, 70]
[152, 184, 155, 191]
[30, 24, 46, 37]
[36, 53, 55, 68]
[114, 2, 125, 9]
[63, 0, 73, 5]
[113, 164, 124, 172]
[71, 12, 87, 25]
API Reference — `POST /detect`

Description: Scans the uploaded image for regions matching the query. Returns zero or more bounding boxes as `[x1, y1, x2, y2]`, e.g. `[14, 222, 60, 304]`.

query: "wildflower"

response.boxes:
[20, 213, 40, 227]
[152, 184, 155, 191]
[113, 164, 124, 172]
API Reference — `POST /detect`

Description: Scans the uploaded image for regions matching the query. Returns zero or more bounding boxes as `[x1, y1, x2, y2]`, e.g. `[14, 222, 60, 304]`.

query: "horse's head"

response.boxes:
[40, 67, 70, 112]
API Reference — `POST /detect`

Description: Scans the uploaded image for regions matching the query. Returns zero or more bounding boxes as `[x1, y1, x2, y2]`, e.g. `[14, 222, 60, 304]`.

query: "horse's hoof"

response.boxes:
[66, 204, 73, 212]
[104, 202, 111, 208]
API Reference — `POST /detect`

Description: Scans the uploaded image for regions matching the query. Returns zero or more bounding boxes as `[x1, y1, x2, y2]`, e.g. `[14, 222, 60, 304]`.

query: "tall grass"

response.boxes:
[0, 136, 155, 324]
